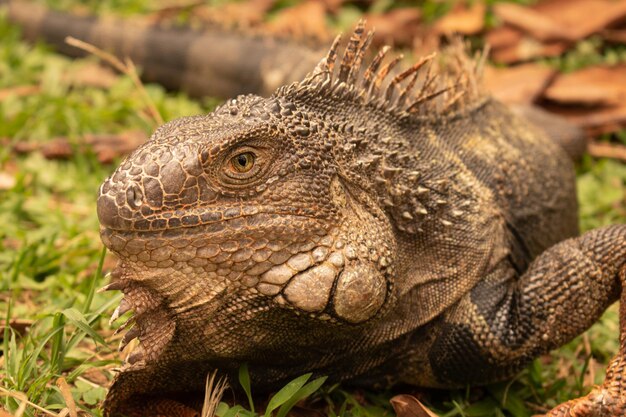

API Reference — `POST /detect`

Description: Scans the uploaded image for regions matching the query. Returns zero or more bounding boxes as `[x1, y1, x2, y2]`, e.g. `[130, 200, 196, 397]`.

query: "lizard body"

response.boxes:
[96, 24, 626, 417]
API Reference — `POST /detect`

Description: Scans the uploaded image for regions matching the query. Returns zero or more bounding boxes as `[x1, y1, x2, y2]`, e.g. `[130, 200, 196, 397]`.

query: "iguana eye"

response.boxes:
[218, 147, 269, 188]
[230, 152, 255, 173]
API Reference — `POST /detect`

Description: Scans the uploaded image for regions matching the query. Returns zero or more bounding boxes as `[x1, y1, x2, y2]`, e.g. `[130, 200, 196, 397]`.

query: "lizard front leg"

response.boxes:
[427, 225, 625, 416]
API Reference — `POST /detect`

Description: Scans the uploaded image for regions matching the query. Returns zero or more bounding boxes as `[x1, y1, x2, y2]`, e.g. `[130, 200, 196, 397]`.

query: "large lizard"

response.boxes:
[10, 3, 624, 416]
[94, 21, 626, 417]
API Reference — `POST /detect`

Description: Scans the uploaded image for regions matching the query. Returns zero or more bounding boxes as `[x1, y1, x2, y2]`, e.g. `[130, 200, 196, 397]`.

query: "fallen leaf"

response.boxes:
[535, 0, 626, 41]
[493, 2, 574, 41]
[588, 141, 626, 161]
[87, 131, 148, 163]
[193, 0, 275, 28]
[489, 35, 569, 64]
[484, 63, 556, 104]
[0, 407, 13, 417]
[602, 28, 626, 43]
[40, 138, 74, 160]
[317, 0, 346, 14]
[543, 103, 626, 135]
[11, 131, 147, 163]
[485, 25, 522, 50]
[544, 65, 626, 106]
[0, 85, 40, 101]
[390, 394, 439, 417]
[487, 0, 626, 63]
[0, 172, 16, 190]
[434, 1, 486, 35]
[81, 368, 111, 386]
[268, 1, 330, 41]
[366, 7, 422, 47]
[412, 29, 441, 58]
[145, 0, 205, 24]
[0, 319, 33, 338]
[57, 377, 78, 417]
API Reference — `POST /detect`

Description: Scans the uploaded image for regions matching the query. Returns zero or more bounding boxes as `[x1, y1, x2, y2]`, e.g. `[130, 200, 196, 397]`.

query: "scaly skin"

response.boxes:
[96, 24, 624, 416]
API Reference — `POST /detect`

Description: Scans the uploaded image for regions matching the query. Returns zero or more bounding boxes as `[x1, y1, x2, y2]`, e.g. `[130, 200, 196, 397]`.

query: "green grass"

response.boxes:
[1, 1, 625, 416]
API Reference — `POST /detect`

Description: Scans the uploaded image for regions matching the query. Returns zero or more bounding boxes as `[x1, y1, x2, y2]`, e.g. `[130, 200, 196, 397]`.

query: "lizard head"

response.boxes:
[97, 92, 396, 367]
[96, 22, 478, 374]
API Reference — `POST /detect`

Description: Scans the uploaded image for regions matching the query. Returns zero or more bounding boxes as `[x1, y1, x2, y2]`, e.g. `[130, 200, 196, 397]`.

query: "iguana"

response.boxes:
[0, 1, 624, 416]
[94, 21, 626, 417]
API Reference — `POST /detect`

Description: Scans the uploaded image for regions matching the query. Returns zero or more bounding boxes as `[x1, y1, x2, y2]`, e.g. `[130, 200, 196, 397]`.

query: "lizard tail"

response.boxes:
[2, 0, 323, 98]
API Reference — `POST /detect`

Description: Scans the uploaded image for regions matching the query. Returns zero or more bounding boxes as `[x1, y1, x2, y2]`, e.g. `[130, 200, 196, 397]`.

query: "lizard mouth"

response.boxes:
[97, 190, 321, 233]
[99, 211, 335, 367]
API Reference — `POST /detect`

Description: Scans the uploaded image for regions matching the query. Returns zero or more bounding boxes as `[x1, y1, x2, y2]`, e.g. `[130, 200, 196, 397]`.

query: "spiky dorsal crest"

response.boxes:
[275, 21, 486, 117]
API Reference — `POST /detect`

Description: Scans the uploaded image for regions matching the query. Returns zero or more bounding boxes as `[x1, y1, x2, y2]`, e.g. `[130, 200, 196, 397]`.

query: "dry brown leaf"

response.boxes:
[544, 65, 626, 106]
[11, 131, 147, 163]
[489, 35, 569, 63]
[602, 28, 626, 43]
[493, 2, 574, 41]
[484, 63, 556, 104]
[366, 7, 422, 48]
[57, 378, 78, 417]
[0, 85, 40, 101]
[534, 0, 626, 41]
[544, 103, 626, 135]
[0, 319, 33, 337]
[412, 30, 441, 58]
[588, 141, 626, 161]
[87, 131, 148, 163]
[434, 1, 486, 35]
[40, 138, 74, 160]
[487, 0, 626, 63]
[81, 368, 111, 386]
[485, 25, 522, 50]
[0, 407, 14, 417]
[267, 1, 330, 41]
[317, 0, 346, 13]
[193, 0, 275, 28]
[63, 62, 119, 89]
[390, 394, 439, 417]
[145, 0, 205, 24]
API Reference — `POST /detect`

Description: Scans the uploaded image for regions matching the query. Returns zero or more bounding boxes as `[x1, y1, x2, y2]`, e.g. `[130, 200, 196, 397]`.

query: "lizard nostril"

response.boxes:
[126, 184, 144, 209]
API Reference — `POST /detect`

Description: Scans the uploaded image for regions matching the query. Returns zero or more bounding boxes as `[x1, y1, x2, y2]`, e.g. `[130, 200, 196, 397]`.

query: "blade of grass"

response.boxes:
[83, 246, 106, 314]
[62, 308, 107, 346]
[264, 373, 311, 417]
[239, 363, 255, 413]
[275, 376, 327, 417]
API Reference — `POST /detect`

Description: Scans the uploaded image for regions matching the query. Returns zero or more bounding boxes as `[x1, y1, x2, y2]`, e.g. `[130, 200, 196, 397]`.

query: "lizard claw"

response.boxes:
[126, 345, 145, 365]
[109, 298, 132, 325]
[97, 280, 126, 293]
[119, 326, 141, 352]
